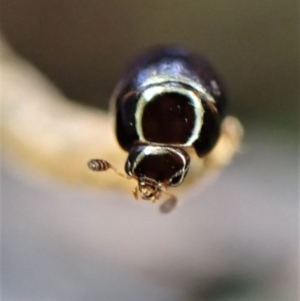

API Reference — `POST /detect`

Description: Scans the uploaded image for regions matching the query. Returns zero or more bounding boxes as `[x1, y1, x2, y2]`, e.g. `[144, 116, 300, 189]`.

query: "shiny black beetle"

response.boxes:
[88, 47, 226, 208]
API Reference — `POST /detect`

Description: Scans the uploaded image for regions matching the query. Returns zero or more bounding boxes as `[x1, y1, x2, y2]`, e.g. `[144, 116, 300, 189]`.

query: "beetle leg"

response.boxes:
[133, 186, 139, 200]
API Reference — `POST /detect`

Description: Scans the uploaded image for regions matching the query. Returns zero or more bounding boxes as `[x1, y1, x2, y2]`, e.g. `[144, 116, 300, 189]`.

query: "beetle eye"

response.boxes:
[170, 174, 182, 186]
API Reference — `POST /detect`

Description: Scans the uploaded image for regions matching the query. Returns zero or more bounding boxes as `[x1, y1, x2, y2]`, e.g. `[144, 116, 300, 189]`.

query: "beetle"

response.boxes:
[88, 46, 226, 211]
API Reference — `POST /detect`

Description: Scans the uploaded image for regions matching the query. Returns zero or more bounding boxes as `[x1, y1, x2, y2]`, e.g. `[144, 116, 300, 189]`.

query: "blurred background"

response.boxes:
[1, 1, 298, 301]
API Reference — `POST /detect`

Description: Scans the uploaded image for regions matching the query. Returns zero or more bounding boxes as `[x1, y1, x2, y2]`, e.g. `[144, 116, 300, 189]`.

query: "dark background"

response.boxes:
[1, 0, 298, 129]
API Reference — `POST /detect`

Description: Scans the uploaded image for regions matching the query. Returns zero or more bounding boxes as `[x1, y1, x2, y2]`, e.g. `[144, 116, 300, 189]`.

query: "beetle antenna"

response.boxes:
[87, 159, 132, 180]
[159, 189, 178, 214]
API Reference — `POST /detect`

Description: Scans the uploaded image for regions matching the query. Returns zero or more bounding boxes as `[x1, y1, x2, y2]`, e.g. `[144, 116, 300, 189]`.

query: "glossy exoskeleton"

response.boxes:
[88, 46, 226, 210]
